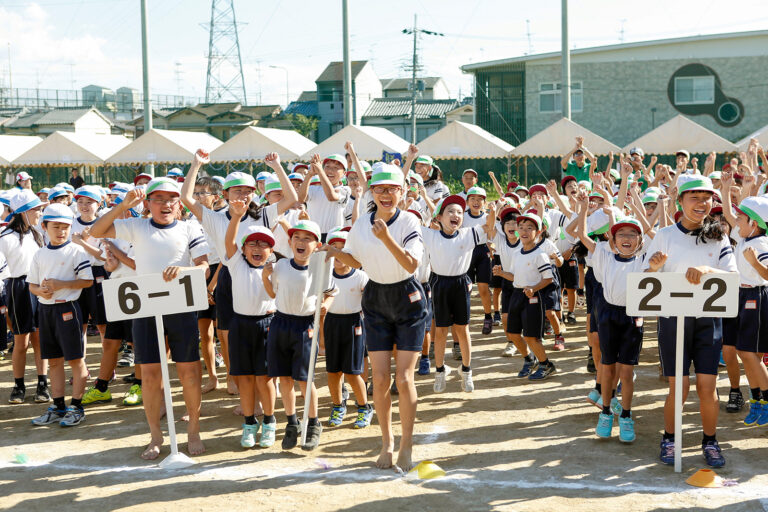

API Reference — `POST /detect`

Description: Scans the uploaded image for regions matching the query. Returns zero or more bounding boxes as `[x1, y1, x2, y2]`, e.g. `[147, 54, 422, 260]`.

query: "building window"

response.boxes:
[538, 82, 582, 113]
[674, 76, 714, 105]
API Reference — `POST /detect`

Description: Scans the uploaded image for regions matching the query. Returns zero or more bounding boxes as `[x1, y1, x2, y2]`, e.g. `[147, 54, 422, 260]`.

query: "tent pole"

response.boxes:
[524, 157, 528, 186]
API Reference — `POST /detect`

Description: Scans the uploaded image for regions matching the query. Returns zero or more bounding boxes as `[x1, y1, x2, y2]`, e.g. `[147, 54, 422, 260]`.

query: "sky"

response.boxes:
[1, 0, 768, 108]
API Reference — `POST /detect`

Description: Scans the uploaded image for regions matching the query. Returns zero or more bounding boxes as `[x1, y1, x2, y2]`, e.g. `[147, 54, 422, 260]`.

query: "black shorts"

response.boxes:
[724, 286, 768, 353]
[422, 281, 432, 333]
[558, 256, 579, 290]
[584, 267, 600, 315]
[430, 274, 471, 328]
[657, 316, 722, 377]
[132, 311, 200, 365]
[38, 301, 84, 361]
[324, 312, 365, 375]
[229, 312, 272, 376]
[541, 283, 561, 312]
[266, 311, 315, 380]
[466, 244, 492, 285]
[490, 254, 503, 289]
[506, 287, 546, 339]
[363, 277, 428, 352]
[6, 276, 37, 335]
[77, 265, 107, 325]
[104, 319, 133, 342]
[198, 262, 218, 321]
[500, 280, 514, 313]
[215, 264, 233, 330]
[597, 303, 643, 365]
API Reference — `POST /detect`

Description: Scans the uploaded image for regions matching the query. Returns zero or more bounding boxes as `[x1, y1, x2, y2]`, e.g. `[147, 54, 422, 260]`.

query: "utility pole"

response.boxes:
[402, 16, 443, 143]
[7, 43, 12, 92]
[140, 0, 153, 174]
[526, 19, 533, 55]
[342, 0, 353, 126]
[561, 0, 571, 119]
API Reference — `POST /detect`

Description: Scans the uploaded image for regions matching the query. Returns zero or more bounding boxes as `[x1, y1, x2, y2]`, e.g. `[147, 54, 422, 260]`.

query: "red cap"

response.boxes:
[528, 184, 548, 196]
[560, 175, 576, 189]
[437, 194, 466, 215]
[709, 206, 723, 215]
[498, 206, 521, 220]
[133, 172, 152, 185]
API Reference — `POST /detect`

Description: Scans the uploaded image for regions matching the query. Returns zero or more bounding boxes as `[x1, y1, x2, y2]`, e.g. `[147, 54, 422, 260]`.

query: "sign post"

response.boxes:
[103, 268, 208, 469]
[626, 272, 738, 473]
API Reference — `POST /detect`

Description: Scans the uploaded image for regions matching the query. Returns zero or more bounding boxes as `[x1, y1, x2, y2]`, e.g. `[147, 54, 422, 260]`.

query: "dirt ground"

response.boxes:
[1, 296, 768, 512]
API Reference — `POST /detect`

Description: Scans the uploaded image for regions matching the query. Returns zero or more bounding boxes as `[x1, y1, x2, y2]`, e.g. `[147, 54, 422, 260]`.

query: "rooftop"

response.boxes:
[4, 107, 113, 128]
[380, 77, 443, 90]
[363, 98, 460, 119]
[316, 61, 369, 83]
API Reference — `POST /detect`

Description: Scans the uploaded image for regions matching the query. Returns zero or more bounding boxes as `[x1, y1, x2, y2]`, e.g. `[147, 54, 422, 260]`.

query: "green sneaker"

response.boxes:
[82, 386, 112, 406]
[122, 384, 142, 406]
[240, 422, 260, 448]
[259, 422, 276, 448]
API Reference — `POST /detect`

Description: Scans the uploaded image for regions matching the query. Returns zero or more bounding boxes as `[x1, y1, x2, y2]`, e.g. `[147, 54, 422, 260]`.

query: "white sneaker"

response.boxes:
[502, 343, 517, 357]
[460, 368, 474, 392]
[433, 365, 451, 393]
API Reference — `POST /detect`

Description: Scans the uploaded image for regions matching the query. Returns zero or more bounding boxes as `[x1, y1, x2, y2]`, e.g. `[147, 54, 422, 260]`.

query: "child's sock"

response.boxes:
[134, 379, 142, 387]
[37, 375, 47, 387]
[602, 405, 611, 415]
[263, 414, 276, 424]
[761, 389, 768, 402]
[287, 414, 299, 425]
[95, 379, 109, 393]
[54, 396, 66, 411]
[420, 354, 429, 360]
[436, 365, 445, 373]
[751, 387, 761, 400]
[595, 382, 602, 393]
[702, 433, 717, 446]
[620, 408, 631, 419]
[14, 377, 24, 390]
[461, 364, 470, 372]
[484, 313, 492, 320]
[308, 417, 320, 427]
[663, 431, 675, 441]
[71, 398, 83, 410]
[245, 415, 256, 425]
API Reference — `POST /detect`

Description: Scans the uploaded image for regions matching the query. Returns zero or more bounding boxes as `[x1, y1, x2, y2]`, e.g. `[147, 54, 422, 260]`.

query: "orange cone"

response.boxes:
[686, 469, 721, 488]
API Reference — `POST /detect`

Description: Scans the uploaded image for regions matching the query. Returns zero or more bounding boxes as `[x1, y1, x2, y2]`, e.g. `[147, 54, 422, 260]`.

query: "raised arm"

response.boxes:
[402, 143, 418, 175]
[720, 171, 738, 228]
[561, 137, 581, 170]
[91, 187, 145, 239]
[296, 158, 315, 204]
[546, 179, 573, 217]
[345, 141, 370, 194]
[224, 199, 248, 260]
[264, 152, 299, 214]
[180, 149, 209, 221]
[488, 171, 505, 197]
[574, 192, 596, 253]
[312, 154, 341, 202]
[614, 160, 632, 211]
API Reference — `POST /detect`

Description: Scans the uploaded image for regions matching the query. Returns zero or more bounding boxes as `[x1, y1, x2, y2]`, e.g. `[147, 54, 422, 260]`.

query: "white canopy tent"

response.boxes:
[106, 128, 222, 165]
[300, 125, 409, 161]
[12, 131, 130, 167]
[0, 135, 43, 166]
[736, 123, 768, 152]
[209, 127, 315, 163]
[510, 118, 620, 157]
[416, 121, 514, 159]
[623, 115, 737, 155]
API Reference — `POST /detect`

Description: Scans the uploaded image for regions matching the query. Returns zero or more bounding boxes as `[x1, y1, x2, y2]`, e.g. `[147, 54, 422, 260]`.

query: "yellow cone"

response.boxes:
[409, 460, 446, 480]
[686, 469, 721, 488]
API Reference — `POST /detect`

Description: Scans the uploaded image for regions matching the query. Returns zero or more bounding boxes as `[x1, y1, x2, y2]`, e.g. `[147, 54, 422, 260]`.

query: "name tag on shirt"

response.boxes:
[409, 291, 422, 303]
[635, 317, 644, 327]
[62, 312, 73, 322]
[569, 260, 577, 267]
[96, 277, 105, 283]
[529, 297, 538, 304]
[0, 306, 6, 314]
[745, 300, 757, 310]
[355, 326, 362, 336]
[308, 328, 314, 338]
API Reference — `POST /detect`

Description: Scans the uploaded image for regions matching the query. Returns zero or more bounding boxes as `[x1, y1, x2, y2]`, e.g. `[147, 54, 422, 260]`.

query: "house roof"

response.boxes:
[127, 109, 179, 126]
[4, 107, 113, 128]
[194, 102, 243, 115]
[362, 98, 459, 119]
[237, 105, 281, 118]
[284, 101, 319, 118]
[316, 61, 369, 83]
[380, 77, 443, 91]
[297, 90, 317, 102]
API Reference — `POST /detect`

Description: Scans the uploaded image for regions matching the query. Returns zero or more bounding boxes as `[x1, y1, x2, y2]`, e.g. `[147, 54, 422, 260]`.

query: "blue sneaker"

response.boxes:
[757, 401, 768, 426]
[744, 399, 763, 426]
[59, 406, 85, 427]
[259, 422, 276, 448]
[418, 356, 431, 376]
[241, 422, 260, 448]
[610, 397, 623, 416]
[517, 356, 538, 378]
[619, 414, 636, 443]
[595, 413, 613, 438]
[587, 388, 601, 407]
[328, 405, 346, 427]
[718, 351, 726, 367]
[659, 438, 675, 465]
[353, 405, 374, 429]
[702, 440, 726, 468]
[528, 361, 554, 380]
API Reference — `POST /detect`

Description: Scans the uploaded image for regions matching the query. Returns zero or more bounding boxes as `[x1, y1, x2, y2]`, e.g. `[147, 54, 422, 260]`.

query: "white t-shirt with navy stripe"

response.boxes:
[224, 249, 275, 316]
[261, 202, 300, 259]
[272, 257, 336, 317]
[0, 229, 40, 278]
[305, 184, 350, 234]
[591, 242, 646, 307]
[26, 241, 93, 304]
[463, 211, 487, 229]
[328, 268, 368, 314]
[642, 222, 736, 274]
[424, 181, 449, 202]
[736, 235, 768, 287]
[492, 232, 520, 276]
[508, 242, 554, 288]
[71, 216, 105, 267]
[200, 206, 263, 262]
[422, 225, 487, 276]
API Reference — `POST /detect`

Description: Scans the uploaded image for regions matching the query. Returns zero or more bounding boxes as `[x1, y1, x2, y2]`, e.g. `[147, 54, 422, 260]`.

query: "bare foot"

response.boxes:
[232, 405, 243, 416]
[395, 447, 415, 472]
[227, 378, 238, 395]
[141, 438, 163, 460]
[376, 445, 394, 469]
[202, 378, 218, 394]
[187, 433, 206, 456]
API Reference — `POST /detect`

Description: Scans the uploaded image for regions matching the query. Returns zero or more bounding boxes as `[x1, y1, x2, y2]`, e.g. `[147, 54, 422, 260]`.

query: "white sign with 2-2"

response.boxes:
[626, 272, 739, 318]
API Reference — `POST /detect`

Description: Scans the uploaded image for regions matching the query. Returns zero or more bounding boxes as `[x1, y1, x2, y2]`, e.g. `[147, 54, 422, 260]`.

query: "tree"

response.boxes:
[287, 114, 318, 139]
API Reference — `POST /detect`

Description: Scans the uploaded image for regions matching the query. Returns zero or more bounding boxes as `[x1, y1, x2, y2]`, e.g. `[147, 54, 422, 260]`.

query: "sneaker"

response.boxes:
[122, 372, 136, 383]
[502, 343, 517, 357]
[390, 379, 398, 396]
[81, 387, 112, 406]
[659, 438, 675, 465]
[482, 317, 493, 335]
[0, 350, 5, 361]
[702, 440, 726, 468]
[34, 383, 51, 403]
[517, 357, 538, 378]
[757, 401, 768, 426]
[544, 322, 554, 336]
[240, 422, 260, 448]
[460, 368, 474, 393]
[59, 406, 85, 427]
[259, 422, 276, 448]
[117, 348, 134, 368]
[528, 361, 555, 380]
[553, 335, 565, 351]
[587, 388, 601, 408]
[434, 366, 451, 392]
[122, 383, 142, 406]
[353, 405, 374, 429]
[718, 351, 726, 367]
[86, 323, 99, 337]
[493, 311, 501, 326]
[328, 405, 346, 427]
[418, 356, 431, 375]
[619, 414, 636, 443]
[31, 406, 66, 426]
[726, 389, 745, 413]
[9, 386, 25, 404]
[301, 423, 323, 451]
[215, 351, 225, 368]
[452, 343, 462, 361]
[744, 399, 763, 426]
[282, 423, 301, 450]
[586, 350, 596, 374]
[610, 397, 623, 416]
[341, 384, 350, 404]
[576, 295, 586, 308]
[595, 413, 613, 438]
[564, 312, 577, 325]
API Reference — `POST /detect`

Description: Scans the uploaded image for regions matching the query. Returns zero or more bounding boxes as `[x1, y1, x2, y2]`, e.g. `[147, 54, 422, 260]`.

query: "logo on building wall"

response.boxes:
[667, 63, 743, 127]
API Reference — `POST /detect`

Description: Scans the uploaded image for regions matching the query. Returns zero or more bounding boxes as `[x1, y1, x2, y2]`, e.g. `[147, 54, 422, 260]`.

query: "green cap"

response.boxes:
[287, 220, 322, 242]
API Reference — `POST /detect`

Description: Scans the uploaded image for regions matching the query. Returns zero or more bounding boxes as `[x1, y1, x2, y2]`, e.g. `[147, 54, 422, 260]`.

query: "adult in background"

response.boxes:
[69, 168, 85, 190]
[561, 136, 597, 182]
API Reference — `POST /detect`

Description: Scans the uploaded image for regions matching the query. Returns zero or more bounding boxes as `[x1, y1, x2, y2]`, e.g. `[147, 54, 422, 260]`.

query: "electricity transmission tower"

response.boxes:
[402, 15, 443, 143]
[202, 0, 247, 103]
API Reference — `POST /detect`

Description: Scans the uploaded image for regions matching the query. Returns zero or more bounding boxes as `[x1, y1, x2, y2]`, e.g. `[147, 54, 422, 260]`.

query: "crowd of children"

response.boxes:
[2, 136, 768, 472]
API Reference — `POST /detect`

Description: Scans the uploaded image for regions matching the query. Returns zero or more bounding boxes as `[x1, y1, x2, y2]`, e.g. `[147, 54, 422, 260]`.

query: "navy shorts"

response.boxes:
[506, 287, 546, 339]
[584, 267, 599, 315]
[78, 265, 107, 325]
[500, 280, 514, 314]
[541, 283, 561, 312]
[558, 256, 579, 290]
[132, 311, 200, 365]
[422, 281, 432, 333]
[490, 254, 503, 289]
[324, 312, 365, 375]
[430, 274, 471, 327]
[38, 301, 84, 361]
[215, 264, 233, 330]
[104, 319, 133, 342]
[363, 277, 428, 352]
[466, 244, 492, 285]
[723, 286, 768, 353]
[229, 312, 272, 376]
[198, 262, 218, 321]
[266, 312, 315, 380]
[657, 316, 722, 377]
[6, 276, 37, 335]
[597, 303, 643, 365]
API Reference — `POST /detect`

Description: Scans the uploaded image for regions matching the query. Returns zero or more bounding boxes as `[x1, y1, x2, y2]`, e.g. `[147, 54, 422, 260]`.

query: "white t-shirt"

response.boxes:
[200, 206, 263, 262]
[424, 181, 449, 202]
[305, 184, 350, 234]
[223, 250, 276, 316]
[102, 238, 135, 279]
[492, 231, 520, 275]
[422, 225, 487, 276]
[0, 229, 40, 278]
[508, 242, 554, 288]
[328, 268, 368, 314]
[735, 235, 768, 287]
[113, 218, 209, 275]
[188, 216, 220, 265]
[591, 242, 646, 307]
[642, 222, 736, 274]
[272, 257, 337, 317]
[26, 241, 94, 304]
[261, 202, 300, 259]
[72, 216, 105, 267]
[344, 209, 424, 285]
[463, 211, 487, 229]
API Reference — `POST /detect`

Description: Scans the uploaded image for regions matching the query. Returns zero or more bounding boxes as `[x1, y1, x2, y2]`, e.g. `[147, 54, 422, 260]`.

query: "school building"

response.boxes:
[460, 30, 768, 148]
